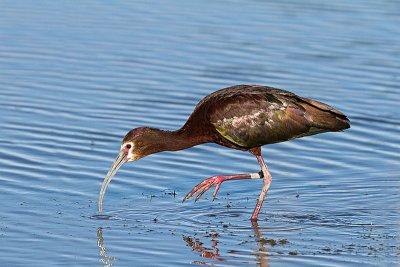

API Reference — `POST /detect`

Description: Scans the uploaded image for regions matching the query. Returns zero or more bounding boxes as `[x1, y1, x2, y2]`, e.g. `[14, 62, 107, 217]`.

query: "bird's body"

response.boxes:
[181, 84, 349, 150]
[99, 84, 350, 221]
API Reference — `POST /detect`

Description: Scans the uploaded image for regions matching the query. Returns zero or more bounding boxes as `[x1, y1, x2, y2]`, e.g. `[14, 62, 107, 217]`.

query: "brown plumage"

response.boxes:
[183, 84, 349, 149]
[99, 84, 350, 221]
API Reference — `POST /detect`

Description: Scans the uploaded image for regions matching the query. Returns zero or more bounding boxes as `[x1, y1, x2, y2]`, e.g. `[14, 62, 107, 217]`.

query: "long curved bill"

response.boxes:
[98, 150, 128, 213]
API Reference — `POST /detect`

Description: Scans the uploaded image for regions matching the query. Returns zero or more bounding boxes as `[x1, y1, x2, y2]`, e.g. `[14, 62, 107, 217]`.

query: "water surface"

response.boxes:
[0, 0, 399, 266]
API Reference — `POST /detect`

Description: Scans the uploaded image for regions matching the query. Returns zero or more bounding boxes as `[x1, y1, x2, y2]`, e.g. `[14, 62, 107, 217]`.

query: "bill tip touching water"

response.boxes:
[98, 84, 350, 220]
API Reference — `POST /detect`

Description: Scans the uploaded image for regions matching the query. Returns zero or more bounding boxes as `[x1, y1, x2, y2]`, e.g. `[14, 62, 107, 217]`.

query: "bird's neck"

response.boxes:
[138, 127, 209, 158]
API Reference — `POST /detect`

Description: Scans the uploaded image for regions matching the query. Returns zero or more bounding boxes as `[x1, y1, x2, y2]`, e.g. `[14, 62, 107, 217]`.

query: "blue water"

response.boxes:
[0, 1, 399, 266]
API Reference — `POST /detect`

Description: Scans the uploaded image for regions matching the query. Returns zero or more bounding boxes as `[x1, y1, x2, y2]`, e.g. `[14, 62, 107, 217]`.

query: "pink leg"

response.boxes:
[251, 153, 272, 221]
[182, 172, 260, 202]
[183, 147, 272, 221]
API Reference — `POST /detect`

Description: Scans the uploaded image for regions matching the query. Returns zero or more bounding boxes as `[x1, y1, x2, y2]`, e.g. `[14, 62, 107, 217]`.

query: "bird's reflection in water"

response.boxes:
[251, 221, 269, 267]
[183, 231, 223, 263]
[183, 221, 269, 266]
[97, 227, 115, 267]
[96, 223, 269, 266]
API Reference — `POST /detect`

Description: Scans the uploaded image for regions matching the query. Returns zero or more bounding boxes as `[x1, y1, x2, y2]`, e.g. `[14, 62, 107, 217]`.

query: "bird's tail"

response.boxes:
[299, 97, 350, 132]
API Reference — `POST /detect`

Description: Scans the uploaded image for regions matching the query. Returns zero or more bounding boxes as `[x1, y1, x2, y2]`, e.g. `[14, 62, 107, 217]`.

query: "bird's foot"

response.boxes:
[183, 175, 225, 202]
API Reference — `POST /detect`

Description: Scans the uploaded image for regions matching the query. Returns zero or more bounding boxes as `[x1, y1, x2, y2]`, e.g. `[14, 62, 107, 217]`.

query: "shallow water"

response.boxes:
[0, 0, 399, 266]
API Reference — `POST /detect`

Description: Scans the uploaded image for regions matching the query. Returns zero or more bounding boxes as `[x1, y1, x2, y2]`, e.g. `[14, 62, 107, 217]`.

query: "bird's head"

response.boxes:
[98, 127, 163, 213]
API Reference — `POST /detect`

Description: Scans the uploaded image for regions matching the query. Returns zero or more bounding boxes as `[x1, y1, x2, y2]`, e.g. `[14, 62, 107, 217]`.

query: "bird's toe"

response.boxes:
[183, 176, 218, 202]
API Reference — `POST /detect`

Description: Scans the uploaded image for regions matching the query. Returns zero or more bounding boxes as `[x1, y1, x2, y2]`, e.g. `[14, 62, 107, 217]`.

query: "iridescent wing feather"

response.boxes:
[205, 85, 335, 149]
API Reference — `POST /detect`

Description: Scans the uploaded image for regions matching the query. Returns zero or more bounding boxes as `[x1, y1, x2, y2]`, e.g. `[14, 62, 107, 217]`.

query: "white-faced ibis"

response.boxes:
[98, 85, 350, 221]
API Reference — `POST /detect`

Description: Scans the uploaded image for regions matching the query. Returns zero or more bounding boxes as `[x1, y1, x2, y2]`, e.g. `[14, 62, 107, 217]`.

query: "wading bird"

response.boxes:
[98, 85, 350, 221]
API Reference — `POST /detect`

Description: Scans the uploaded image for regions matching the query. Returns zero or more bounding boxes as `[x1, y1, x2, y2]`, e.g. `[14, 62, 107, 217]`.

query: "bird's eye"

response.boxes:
[126, 144, 132, 149]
